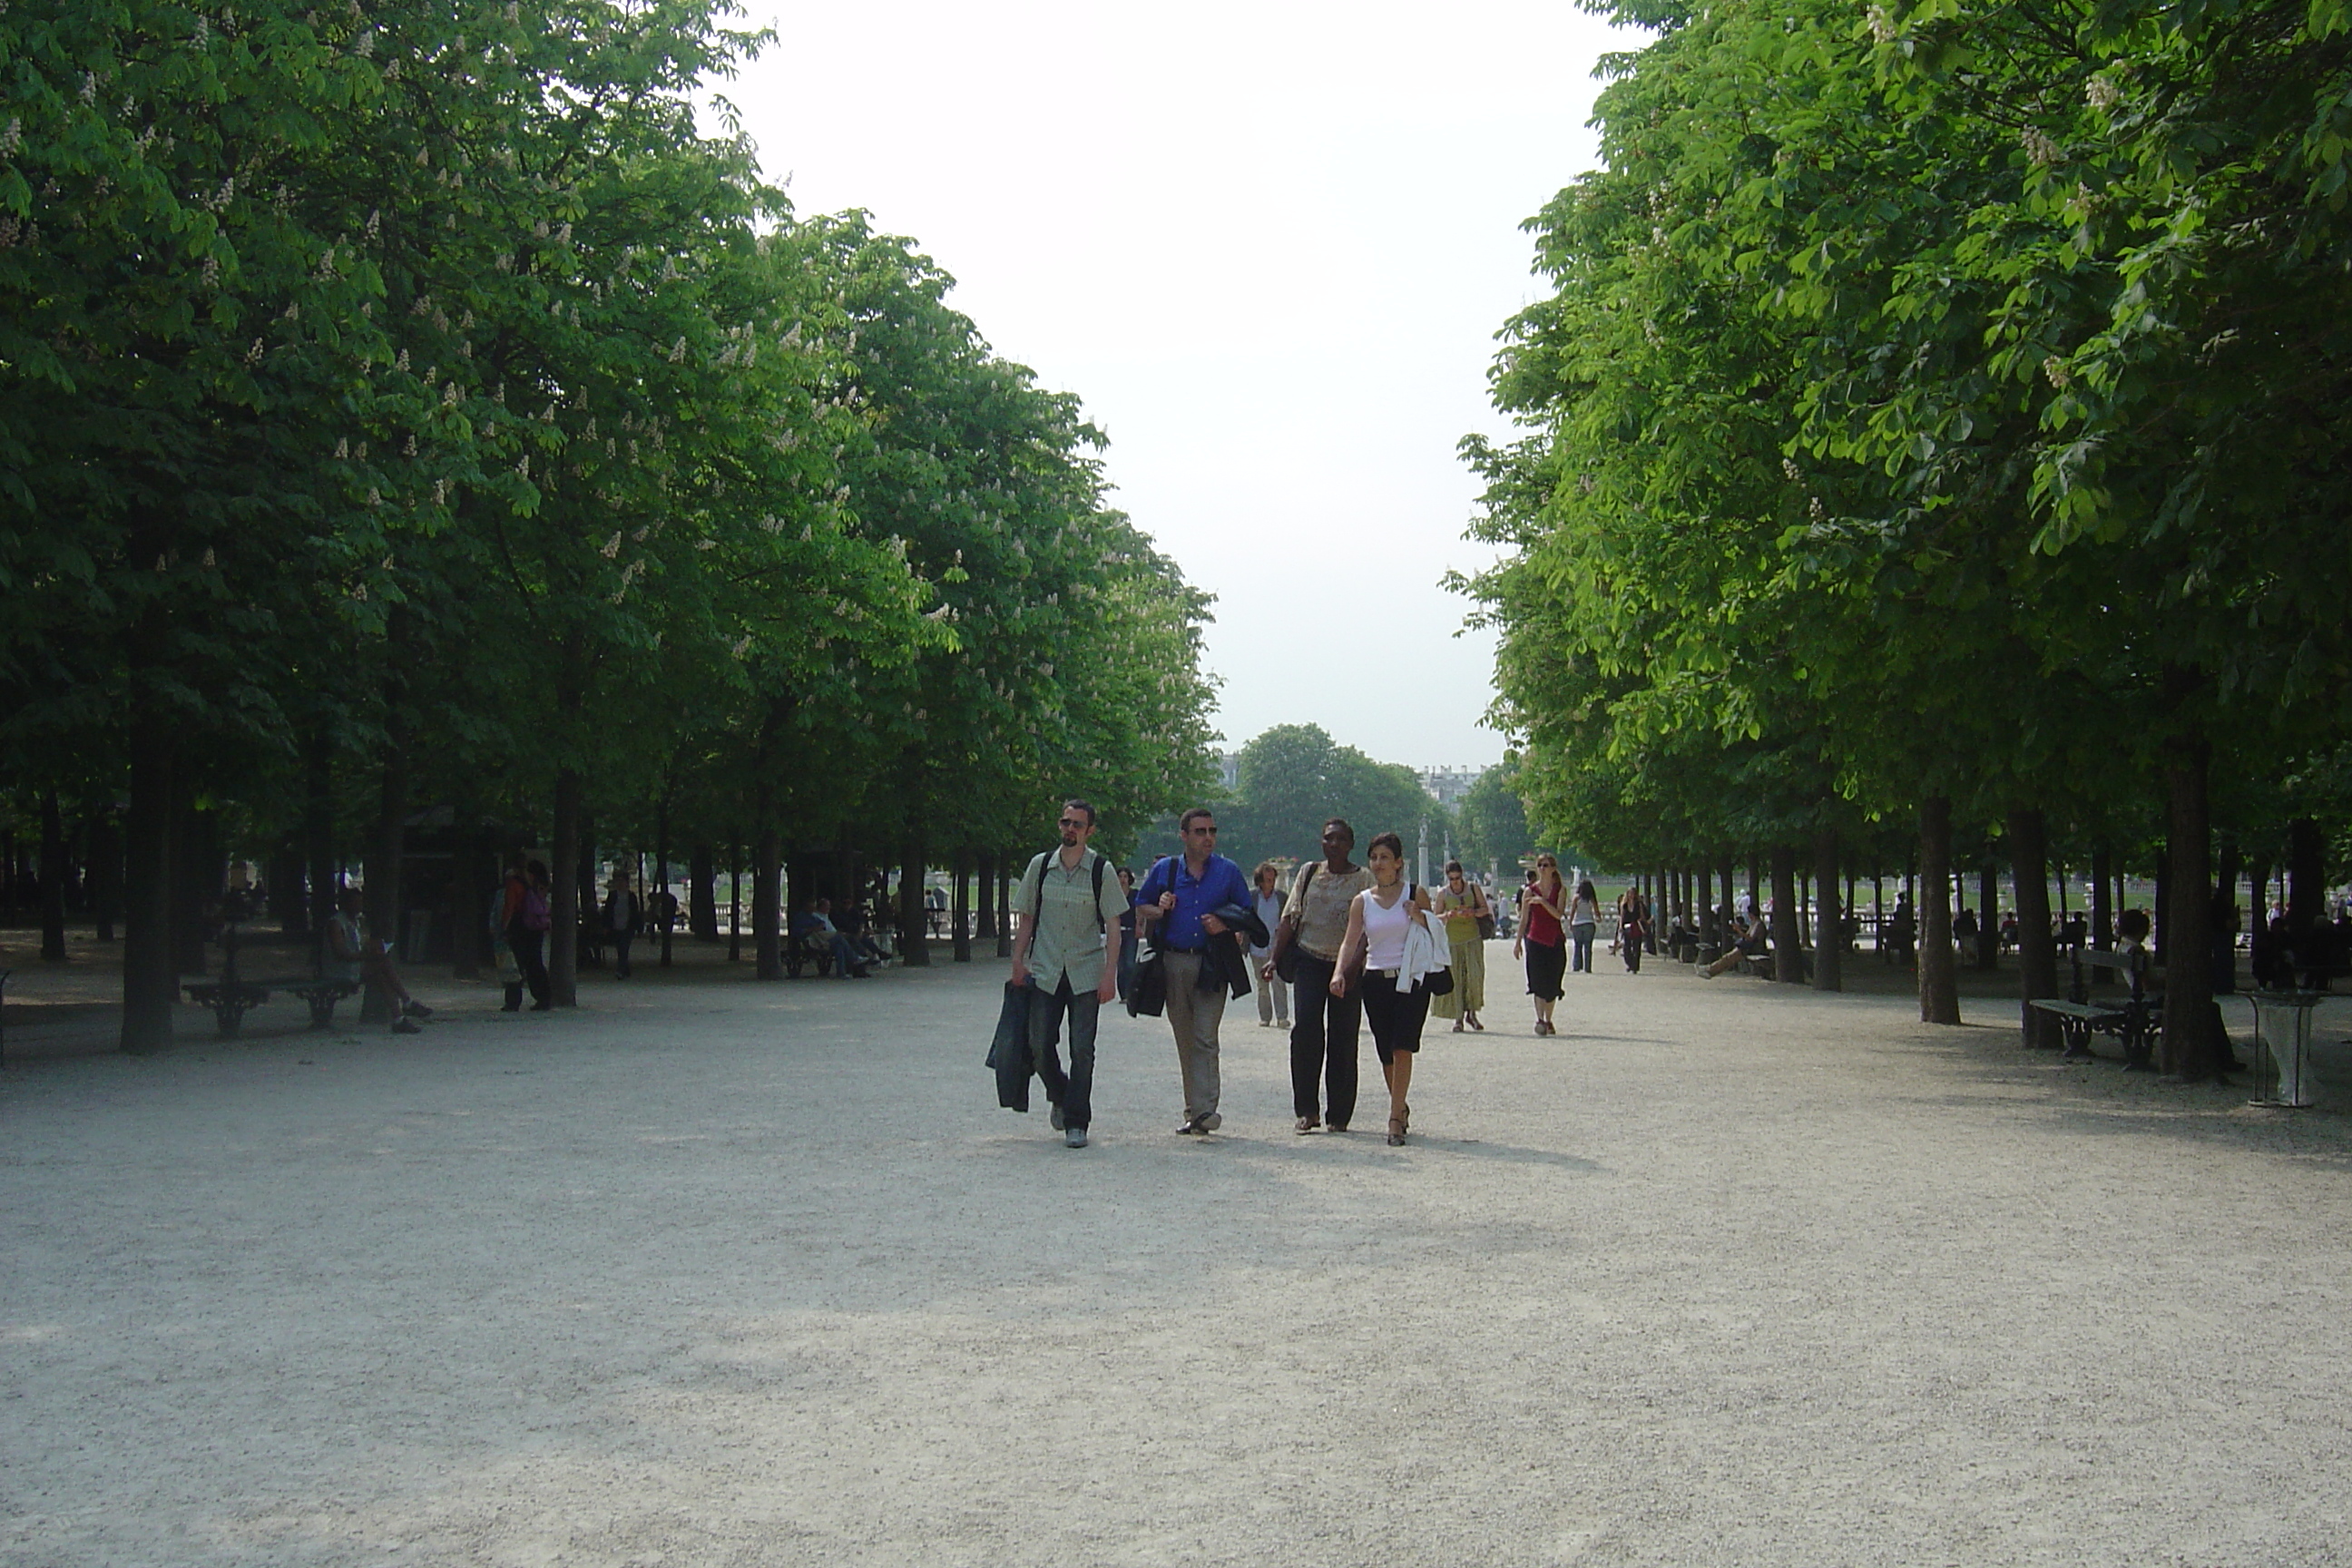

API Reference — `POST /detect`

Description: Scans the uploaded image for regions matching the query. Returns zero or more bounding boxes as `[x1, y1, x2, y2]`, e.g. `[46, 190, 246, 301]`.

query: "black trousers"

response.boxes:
[506, 922, 550, 1009]
[1289, 953, 1362, 1128]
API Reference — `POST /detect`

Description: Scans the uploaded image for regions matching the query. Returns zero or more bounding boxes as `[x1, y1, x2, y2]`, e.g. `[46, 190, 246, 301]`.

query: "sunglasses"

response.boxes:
[1058, 818, 1088, 828]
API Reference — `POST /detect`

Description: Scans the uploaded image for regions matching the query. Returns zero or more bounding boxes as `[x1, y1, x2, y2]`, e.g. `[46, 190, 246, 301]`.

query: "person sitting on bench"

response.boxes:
[328, 889, 432, 1033]
[795, 898, 872, 977]
[1703, 913, 1767, 978]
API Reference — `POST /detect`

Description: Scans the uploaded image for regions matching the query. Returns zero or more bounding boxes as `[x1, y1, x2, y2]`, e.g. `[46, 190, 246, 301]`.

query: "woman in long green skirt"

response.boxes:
[1430, 860, 1490, 1032]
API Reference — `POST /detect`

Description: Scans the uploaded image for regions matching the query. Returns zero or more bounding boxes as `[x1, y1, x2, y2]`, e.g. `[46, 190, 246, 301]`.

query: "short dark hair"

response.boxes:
[1323, 818, 1355, 843]
[1062, 799, 1096, 827]
[1444, 859, 1464, 875]
[2117, 907, 2151, 940]
[1179, 808, 1216, 832]
[1255, 859, 1282, 882]
[1368, 831, 1405, 860]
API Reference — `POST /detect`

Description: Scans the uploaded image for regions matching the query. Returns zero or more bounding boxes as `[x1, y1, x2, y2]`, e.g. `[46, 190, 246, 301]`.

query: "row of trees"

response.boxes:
[1208, 724, 1544, 879]
[0, 0, 1218, 1047]
[1463, 0, 2352, 1073]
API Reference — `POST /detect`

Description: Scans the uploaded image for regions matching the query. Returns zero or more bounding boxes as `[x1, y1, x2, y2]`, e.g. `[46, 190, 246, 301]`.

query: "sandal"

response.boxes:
[1468, 1014, 1484, 1032]
[1387, 1117, 1406, 1146]
[1452, 1019, 1465, 1033]
[1296, 1116, 1321, 1134]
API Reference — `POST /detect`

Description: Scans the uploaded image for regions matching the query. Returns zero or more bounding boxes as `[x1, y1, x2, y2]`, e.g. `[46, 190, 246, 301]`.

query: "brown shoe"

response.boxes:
[1295, 1116, 1321, 1134]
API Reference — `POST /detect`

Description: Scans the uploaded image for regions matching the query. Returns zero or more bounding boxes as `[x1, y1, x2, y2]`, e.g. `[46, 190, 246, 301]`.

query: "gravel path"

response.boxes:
[5, 950, 2351, 1566]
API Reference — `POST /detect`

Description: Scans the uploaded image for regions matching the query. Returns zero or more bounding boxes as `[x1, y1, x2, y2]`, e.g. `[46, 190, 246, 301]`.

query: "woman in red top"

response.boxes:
[1515, 855, 1568, 1035]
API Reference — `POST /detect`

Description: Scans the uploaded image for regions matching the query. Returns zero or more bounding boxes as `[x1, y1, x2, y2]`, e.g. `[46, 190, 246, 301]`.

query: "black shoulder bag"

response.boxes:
[1271, 862, 1317, 985]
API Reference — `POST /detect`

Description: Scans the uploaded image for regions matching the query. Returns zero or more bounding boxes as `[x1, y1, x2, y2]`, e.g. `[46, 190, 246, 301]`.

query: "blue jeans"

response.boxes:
[1571, 922, 1596, 972]
[1029, 978, 1100, 1131]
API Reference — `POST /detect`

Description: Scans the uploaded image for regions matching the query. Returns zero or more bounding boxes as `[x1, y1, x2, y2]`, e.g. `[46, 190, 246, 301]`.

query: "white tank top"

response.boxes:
[1362, 885, 1414, 971]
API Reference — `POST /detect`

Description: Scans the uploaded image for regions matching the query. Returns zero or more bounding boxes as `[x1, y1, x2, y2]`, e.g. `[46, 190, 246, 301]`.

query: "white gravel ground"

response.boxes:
[5, 948, 2351, 1566]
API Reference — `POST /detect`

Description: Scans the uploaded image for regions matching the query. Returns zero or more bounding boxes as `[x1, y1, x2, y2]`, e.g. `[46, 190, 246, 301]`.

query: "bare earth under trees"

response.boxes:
[5, 953, 2350, 1565]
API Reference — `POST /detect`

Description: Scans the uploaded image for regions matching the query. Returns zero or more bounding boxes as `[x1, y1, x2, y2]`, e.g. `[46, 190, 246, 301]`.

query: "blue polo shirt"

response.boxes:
[1138, 853, 1250, 952]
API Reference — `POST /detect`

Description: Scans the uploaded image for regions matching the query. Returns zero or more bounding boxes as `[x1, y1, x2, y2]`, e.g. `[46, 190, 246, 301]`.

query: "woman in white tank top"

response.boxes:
[1331, 831, 1436, 1145]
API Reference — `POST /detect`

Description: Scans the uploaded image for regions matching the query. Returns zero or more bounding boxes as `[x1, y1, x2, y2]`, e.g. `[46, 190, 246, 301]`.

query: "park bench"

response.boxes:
[2027, 944, 2161, 1070]
[180, 923, 361, 1037]
[182, 975, 361, 1036]
[787, 928, 834, 977]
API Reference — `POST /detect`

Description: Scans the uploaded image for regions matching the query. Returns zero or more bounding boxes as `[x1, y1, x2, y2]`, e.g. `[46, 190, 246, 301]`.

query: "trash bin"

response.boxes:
[2245, 991, 2327, 1108]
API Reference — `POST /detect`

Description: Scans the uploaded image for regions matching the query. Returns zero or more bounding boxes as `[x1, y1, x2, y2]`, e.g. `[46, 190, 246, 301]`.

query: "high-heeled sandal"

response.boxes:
[1452, 1018, 1465, 1033]
[1387, 1116, 1406, 1146]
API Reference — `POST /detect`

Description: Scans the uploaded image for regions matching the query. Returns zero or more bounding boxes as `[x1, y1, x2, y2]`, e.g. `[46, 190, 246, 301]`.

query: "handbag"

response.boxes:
[1271, 862, 1316, 985]
[1475, 887, 1496, 942]
[491, 936, 523, 987]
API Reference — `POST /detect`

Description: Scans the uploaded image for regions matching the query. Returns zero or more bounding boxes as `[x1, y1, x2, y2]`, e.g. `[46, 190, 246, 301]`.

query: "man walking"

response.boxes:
[1136, 808, 1250, 1135]
[1010, 799, 1128, 1149]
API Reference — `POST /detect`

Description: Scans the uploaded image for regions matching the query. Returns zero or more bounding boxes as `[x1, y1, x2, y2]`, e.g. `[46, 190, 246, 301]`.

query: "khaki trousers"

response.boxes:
[1161, 950, 1225, 1122]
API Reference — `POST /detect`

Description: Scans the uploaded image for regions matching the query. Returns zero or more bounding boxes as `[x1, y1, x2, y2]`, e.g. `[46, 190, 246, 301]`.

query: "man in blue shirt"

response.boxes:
[1137, 808, 1250, 1134]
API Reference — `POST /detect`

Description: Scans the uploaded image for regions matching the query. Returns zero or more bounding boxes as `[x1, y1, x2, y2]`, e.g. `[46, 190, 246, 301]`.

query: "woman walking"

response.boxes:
[1515, 854, 1567, 1034]
[1618, 882, 1650, 974]
[1265, 818, 1374, 1132]
[1568, 877, 1601, 973]
[1250, 861, 1289, 1029]
[503, 858, 554, 1012]
[1331, 833, 1437, 1145]
[1430, 860, 1490, 1033]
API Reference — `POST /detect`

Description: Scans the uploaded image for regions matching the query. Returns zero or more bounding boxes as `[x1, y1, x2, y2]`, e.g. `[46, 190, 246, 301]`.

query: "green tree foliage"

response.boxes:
[0, 0, 1217, 1036]
[1461, 0, 2352, 1061]
[1214, 724, 1438, 875]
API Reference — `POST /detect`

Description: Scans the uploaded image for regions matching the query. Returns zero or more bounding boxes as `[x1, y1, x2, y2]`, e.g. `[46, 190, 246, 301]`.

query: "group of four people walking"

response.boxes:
[1004, 805, 1478, 1150]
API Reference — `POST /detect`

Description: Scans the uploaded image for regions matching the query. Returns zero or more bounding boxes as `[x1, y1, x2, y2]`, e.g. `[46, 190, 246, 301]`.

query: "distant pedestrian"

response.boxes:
[504, 858, 553, 1012]
[603, 867, 640, 979]
[1250, 861, 1290, 1030]
[1115, 867, 1140, 1001]
[1330, 832, 1440, 1146]
[1618, 884, 1650, 974]
[1516, 855, 1567, 1034]
[1431, 860, 1489, 1033]
[1009, 799, 1127, 1149]
[1266, 818, 1374, 1133]
[1568, 877, 1601, 973]
[1137, 808, 1252, 1135]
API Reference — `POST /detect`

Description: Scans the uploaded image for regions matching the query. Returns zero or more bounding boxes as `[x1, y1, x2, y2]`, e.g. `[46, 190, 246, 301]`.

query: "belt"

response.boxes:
[1165, 945, 1206, 955]
[1373, 966, 1400, 978]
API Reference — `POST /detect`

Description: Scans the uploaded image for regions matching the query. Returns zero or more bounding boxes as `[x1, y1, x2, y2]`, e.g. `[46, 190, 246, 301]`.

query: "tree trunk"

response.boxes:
[2008, 808, 2058, 1048]
[1769, 845, 1802, 985]
[1811, 828, 1841, 992]
[88, 808, 122, 943]
[2160, 739, 2220, 1079]
[952, 847, 973, 963]
[449, 810, 485, 980]
[728, 839, 743, 963]
[995, 850, 1014, 958]
[2213, 833, 2240, 995]
[121, 717, 178, 1053]
[975, 850, 997, 941]
[655, 795, 673, 967]
[1917, 795, 1961, 1024]
[754, 828, 783, 979]
[690, 843, 717, 941]
[305, 728, 335, 953]
[2288, 817, 2323, 949]
[39, 788, 68, 961]
[2091, 844, 2114, 984]
[363, 729, 410, 1022]
[1720, 861, 1735, 927]
[550, 768, 582, 1006]
[172, 785, 213, 977]
[899, 838, 930, 966]
[1976, 858, 2000, 971]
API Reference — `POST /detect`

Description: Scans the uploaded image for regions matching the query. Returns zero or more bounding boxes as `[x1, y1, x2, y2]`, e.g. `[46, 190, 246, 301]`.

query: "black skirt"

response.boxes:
[1524, 937, 1567, 1001]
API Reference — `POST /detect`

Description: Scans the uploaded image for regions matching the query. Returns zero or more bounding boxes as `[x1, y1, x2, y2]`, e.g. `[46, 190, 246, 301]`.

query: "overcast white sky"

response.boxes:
[725, 0, 1632, 770]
